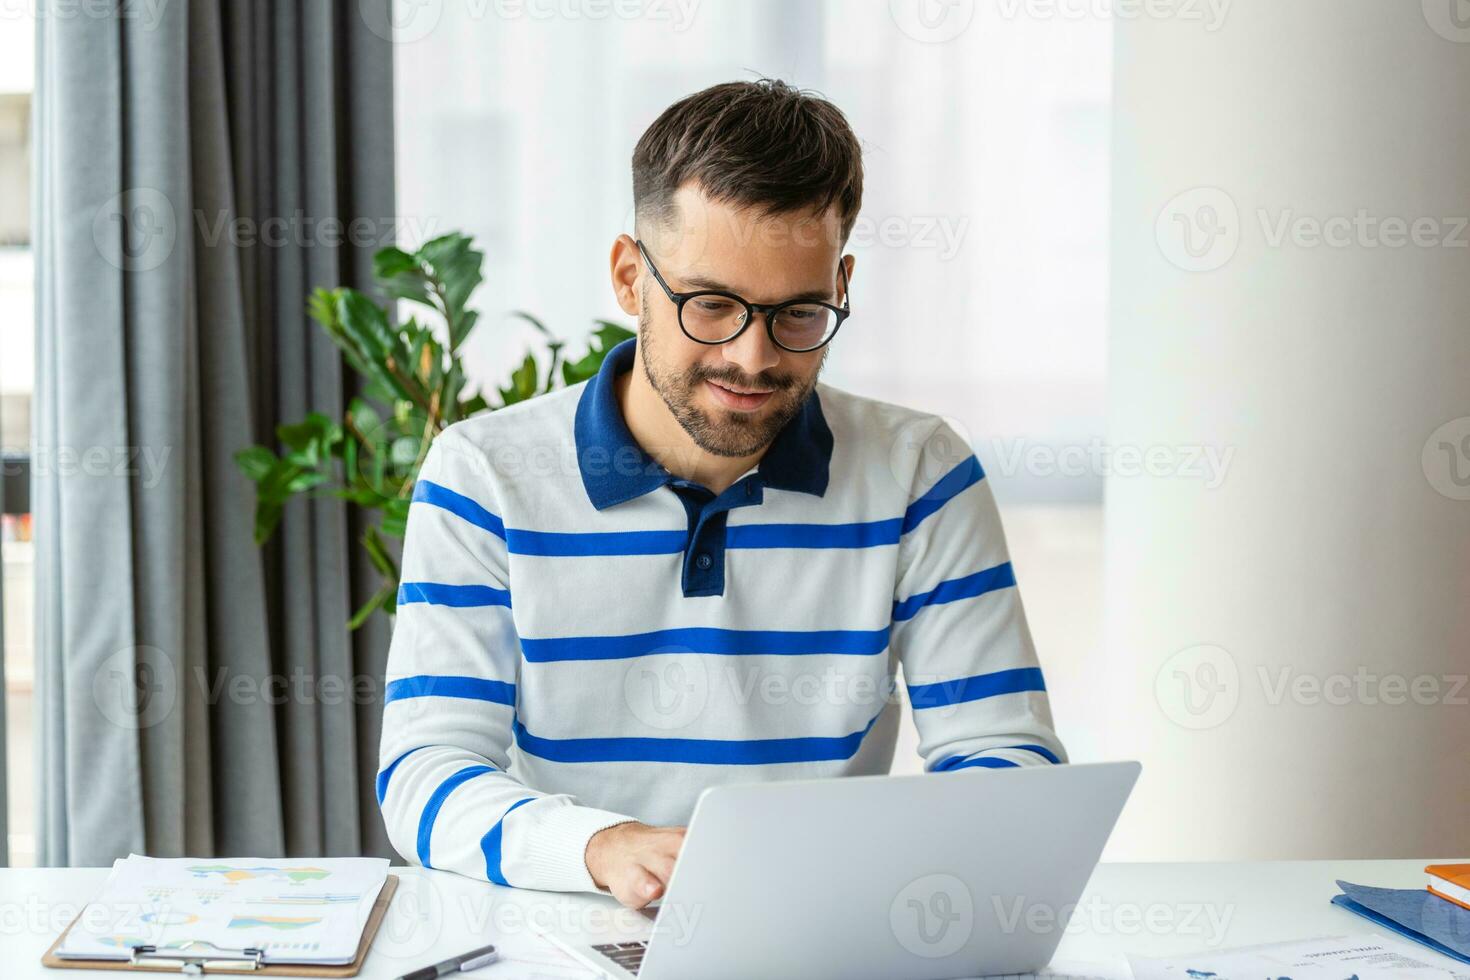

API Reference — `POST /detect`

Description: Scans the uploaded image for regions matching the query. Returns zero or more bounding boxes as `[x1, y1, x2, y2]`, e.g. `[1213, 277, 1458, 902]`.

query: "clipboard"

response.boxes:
[41, 874, 399, 977]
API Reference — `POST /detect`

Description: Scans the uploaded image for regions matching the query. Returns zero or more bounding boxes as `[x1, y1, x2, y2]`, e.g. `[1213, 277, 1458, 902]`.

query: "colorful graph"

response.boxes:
[188, 865, 331, 885]
[227, 915, 323, 931]
[140, 911, 200, 926]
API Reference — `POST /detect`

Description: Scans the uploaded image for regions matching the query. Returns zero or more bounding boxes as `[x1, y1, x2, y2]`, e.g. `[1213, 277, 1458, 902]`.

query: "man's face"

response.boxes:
[635, 184, 848, 459]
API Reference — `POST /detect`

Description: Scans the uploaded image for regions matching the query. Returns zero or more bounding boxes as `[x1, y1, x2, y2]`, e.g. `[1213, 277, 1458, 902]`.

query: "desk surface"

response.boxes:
[3, 859, 1465, 979]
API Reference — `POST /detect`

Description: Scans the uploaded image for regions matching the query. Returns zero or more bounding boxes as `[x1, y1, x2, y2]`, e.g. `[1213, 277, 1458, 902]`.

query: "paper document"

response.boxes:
[1129, 933, 1470, 979]
[56, 854, 390, 965]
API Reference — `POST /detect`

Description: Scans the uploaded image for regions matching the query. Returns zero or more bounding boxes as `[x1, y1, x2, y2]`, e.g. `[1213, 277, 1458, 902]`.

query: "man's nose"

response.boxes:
[721, 311, 781, 378]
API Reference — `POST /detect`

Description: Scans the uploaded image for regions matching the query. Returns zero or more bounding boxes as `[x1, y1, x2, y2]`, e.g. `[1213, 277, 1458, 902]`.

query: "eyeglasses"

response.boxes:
[635, 239, 851, 353]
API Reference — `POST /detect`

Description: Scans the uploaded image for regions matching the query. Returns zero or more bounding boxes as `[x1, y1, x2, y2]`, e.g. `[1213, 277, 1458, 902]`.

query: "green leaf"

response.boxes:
[348, 582, 395, 631]
[499, 353, 540, 406]
[234, 445, 278, 483]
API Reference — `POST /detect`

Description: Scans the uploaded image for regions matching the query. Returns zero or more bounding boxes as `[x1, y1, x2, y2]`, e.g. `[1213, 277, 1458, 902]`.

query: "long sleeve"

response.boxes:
[891, 421, 1068, 772]
[377, 428, 636, 892]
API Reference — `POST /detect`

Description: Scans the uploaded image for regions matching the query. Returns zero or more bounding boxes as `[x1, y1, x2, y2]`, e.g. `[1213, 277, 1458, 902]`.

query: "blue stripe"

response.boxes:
[397, 582, 512, 608]
[416, 765, 495, 868]
[939, 756, 1018, 771]
[480, 797, 535, 886]
[934, 743, 1061, 771]
[902, 456, 984, 535]
[892, 562, 1016, 622]
[726, 519, 903, 550]
[908, 666, 1046, 709]
[412, 480, 506, 538]
[520, 627, 890, 663]
[384, 675, 516, 707]
[506, 527, 686, 556]
[512, 711, 882, 765]
[376, 746, 427, 804]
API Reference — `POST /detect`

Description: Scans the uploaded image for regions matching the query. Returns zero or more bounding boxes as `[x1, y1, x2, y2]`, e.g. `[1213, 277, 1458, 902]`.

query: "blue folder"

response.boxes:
[1331, 879, 1470, 966]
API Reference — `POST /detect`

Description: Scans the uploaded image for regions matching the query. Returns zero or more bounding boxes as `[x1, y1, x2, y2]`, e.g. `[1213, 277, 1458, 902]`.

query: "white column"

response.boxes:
[1105, 0, 1470, 859]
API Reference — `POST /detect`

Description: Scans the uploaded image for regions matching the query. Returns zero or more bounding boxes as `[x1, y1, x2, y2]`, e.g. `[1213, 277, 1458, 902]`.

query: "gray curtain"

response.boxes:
[33, 0, 396, 865]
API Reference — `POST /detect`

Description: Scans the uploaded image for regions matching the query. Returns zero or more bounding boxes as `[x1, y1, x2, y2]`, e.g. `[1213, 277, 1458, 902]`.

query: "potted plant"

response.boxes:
[235, 232, 632, 627]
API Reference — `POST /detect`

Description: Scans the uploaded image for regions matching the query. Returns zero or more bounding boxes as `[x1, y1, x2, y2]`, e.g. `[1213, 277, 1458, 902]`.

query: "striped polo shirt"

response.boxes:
[377, 338, 1065, 893]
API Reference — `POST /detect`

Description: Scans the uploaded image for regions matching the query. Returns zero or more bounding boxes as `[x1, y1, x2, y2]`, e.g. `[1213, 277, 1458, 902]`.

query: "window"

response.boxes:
[0, 7, 35, 867]
[391, 2, 1113, 768]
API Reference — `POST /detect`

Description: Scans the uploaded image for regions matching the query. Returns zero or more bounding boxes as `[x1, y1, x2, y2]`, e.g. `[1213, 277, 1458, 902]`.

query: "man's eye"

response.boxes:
[694, 299, 735, 313]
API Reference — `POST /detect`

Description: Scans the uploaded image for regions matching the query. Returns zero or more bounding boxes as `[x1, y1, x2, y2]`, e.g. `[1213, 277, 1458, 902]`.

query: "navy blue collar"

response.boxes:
[573, 338, 832, 510]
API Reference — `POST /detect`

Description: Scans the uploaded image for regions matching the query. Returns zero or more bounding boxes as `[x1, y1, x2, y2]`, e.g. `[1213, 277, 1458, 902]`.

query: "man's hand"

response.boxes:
[585, 822, 687, 908]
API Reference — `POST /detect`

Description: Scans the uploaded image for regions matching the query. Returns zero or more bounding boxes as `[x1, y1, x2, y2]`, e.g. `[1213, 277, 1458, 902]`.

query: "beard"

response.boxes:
[638, 301, 822, 459]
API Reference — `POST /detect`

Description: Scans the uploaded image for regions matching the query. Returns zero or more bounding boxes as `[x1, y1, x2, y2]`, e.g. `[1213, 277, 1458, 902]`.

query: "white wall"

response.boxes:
[1105, 0, 1470, 860]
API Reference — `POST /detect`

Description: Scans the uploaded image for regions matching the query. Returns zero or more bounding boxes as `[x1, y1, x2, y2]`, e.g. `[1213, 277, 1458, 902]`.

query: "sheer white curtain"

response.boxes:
[392, 0, 1112, 768]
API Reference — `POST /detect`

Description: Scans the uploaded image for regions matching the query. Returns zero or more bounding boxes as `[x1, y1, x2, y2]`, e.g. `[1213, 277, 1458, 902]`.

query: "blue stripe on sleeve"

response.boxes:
[397, 582, 512, 608]
[376, 745, 428, 804]
[907, 666, 1046, 709]
[902, 456, 984, 535]
[520, 626, 890, 662]
[412, 480, 506, 538]
[892, 562, 1016, 622]
[480, 797, 536, 886]
[937, 756, 1019, 771]
[934, 743, 1061, 771]
[512, 710, 882, 765]
[416, 764, 496, 868]
[384, 675, 516, 707]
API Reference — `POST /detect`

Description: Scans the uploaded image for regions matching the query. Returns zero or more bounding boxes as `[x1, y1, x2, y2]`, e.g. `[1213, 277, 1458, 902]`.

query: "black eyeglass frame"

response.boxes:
[635, 239, 852, 353]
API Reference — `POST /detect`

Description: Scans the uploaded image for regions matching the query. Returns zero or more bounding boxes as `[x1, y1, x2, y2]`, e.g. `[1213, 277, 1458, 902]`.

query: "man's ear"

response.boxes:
[610, 234, 642, 317]
[841, 253, 855, 303]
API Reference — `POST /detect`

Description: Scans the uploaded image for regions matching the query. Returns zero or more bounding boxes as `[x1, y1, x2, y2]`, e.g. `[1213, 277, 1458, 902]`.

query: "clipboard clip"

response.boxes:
[130, 941, 266, 975]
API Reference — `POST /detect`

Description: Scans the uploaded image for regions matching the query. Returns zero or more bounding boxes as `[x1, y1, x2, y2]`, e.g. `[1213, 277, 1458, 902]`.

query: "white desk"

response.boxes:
[2, 859, 1464, 979]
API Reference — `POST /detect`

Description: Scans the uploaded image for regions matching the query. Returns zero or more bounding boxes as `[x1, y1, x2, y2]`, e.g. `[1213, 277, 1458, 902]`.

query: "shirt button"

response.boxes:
[695, 553, 713, 570]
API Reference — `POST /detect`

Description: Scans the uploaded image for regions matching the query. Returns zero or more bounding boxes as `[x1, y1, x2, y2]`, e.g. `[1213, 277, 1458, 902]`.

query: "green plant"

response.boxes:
[235, 232, 633, 628]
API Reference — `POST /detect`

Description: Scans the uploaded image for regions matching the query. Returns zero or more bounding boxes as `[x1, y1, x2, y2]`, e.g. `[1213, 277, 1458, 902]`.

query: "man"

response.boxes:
[377, 79, 1064, 910]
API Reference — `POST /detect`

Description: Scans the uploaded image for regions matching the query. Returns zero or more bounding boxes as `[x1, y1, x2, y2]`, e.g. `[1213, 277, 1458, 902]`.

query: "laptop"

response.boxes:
[537, 760, 1140, 980]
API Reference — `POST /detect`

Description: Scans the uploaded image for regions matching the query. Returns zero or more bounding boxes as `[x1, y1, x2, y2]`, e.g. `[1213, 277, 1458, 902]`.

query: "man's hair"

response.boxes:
[632, 78, 864, 245]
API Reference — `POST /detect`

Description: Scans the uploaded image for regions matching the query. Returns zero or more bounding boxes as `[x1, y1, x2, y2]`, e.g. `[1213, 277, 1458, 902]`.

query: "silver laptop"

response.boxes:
[539, 760, 1140, 980]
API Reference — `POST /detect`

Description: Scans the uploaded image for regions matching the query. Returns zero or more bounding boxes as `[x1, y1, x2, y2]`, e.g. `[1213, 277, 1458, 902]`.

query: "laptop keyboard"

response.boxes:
[592, 941, 648, 975]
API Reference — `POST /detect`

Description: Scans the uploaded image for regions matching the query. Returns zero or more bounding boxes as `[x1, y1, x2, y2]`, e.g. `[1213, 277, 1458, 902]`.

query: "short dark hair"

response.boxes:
[632, 78, 864, 245]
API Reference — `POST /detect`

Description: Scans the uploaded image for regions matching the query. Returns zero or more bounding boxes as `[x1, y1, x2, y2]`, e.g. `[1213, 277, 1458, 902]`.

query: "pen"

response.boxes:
[395, 942, 499, 980]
